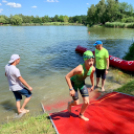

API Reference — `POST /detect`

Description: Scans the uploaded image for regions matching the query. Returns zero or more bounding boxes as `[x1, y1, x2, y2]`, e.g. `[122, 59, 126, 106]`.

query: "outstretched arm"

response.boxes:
[18, 76, 33, 91]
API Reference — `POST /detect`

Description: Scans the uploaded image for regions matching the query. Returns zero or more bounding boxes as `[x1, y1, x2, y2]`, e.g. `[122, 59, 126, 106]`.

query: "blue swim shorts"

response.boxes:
[12, 88, 32, 101]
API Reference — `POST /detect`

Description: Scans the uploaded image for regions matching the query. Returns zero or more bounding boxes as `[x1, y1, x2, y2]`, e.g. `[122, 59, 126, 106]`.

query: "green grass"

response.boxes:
[0, 113, 56, 134]
[105, 22, 134, 28]
[115, 80, 134, 95]
[21, 22, 83, 26]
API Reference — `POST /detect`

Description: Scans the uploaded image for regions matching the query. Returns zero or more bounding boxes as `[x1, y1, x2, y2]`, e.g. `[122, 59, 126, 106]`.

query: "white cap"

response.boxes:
[9, 54, 20, 64]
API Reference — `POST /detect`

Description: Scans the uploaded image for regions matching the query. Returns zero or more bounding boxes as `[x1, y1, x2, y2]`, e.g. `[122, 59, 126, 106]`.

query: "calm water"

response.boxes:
[0, 26, 134, 123]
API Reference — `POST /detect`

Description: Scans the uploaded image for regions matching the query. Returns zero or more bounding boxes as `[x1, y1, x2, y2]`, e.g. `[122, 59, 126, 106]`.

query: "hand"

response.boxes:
[28, 86, 33, 91]
[105, 70, 108, 75]
[69, 90, 75, 97]
[88, 86, 94, 92]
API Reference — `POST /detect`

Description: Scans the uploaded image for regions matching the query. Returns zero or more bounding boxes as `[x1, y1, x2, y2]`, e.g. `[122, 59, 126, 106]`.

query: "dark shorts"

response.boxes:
[12, 88, 32, 101]
[96, 68, 106, 80]
[71, 81, 89, 101]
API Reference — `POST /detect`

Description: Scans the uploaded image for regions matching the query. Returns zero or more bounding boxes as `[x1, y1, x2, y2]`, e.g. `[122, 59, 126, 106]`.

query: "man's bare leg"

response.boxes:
[96, 77, 100, 88]
[102, 79, 105, 91]
[16, 100, 21, 114]
[20, 96, 31, 112]
[79, 97, 89, 121]
[67, 99, 79, 112]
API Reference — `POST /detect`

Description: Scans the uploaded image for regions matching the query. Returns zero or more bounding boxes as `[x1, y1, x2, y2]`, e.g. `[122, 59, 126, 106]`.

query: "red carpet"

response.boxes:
[44, 92, 134, 134]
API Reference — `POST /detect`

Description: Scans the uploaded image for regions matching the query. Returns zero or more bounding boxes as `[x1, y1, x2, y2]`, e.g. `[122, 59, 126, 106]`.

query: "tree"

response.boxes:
[42, 15, 50, 23]
[63, 15, 69, 22]
[53, 15, 59, 22]
[0, 16, 6, 23]
[10, 15, 23, 25]
[87, 4, 97, 26]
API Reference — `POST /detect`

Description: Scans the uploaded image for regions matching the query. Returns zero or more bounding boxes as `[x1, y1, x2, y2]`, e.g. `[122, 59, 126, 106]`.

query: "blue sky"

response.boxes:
[0, 0, 134, 17]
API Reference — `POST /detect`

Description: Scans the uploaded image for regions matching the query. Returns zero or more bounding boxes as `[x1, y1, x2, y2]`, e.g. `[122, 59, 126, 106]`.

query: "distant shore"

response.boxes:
[0, 22, 84, 26]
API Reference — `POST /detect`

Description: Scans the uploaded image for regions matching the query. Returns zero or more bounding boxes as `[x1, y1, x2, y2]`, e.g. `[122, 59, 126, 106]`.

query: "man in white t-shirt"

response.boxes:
[5, 54, 33, 115]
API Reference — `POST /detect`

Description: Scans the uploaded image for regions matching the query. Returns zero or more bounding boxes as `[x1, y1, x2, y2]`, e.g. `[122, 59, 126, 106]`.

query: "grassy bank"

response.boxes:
[105, 22, 134, 28]
[0, 22, 84, 26]
[0, 113, 56, 134]
[115, 80, 134, 95]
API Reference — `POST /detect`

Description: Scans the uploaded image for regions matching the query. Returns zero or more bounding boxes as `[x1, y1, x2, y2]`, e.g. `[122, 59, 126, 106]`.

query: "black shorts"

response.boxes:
[71, 81, 89, 100]
[96, 68, 106, 80]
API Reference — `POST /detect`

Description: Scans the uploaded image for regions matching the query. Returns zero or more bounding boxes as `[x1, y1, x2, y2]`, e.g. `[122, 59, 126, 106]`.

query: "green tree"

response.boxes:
[10, 15, 23, 25]
[58, 15, 64, 22]
[87, 4, 97, 26]
[0, 16, 6, 23]
[53, 15, 59, 22]
[105, 0, 119, 22]
[42, 15, 50, 23]
[96, 0, 106, 24]
[63, 15, 69, 22]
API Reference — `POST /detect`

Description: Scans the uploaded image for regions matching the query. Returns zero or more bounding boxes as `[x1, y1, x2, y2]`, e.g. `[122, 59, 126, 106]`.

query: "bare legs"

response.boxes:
[68, 97, 89, 121]
[96, 77, 105, 91]
[16, 96, 31, 114]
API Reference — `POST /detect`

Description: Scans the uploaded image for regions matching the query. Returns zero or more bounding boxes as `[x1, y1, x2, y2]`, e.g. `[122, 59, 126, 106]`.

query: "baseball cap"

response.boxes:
[9, 54, 20, 64]
[83, 50, 94, 61]
[93, 41, 103, 46]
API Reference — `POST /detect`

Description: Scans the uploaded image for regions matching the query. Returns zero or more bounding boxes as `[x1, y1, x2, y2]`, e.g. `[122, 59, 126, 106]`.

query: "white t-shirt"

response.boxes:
[5, 64, 24, 91]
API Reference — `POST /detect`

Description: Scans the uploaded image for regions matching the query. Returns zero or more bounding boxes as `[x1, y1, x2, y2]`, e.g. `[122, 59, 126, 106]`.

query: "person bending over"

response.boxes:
[65, 50, 95, 121]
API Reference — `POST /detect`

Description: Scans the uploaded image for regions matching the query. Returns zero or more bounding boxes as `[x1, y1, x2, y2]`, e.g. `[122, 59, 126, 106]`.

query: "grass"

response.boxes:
[115, 80, 134, 95]
[105, 22, 134, 28]
[21, 22, 83, 26]
[0, 113, 56, 134]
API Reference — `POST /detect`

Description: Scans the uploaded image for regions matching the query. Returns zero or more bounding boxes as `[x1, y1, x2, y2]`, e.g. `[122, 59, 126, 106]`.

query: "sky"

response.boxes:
[0, 0, 134, 17]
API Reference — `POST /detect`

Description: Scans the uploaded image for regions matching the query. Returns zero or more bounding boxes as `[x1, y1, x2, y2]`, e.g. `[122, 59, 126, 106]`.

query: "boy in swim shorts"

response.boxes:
[65, 50, 95, 121]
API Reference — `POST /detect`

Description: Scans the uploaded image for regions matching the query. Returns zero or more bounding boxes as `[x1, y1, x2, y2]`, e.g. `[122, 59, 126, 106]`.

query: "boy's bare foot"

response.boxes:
[67, 102, 71, 113]
[79, 113, 89, 121]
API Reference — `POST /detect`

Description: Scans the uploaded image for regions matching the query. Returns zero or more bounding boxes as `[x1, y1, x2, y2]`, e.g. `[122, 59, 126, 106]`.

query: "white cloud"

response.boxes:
[6, 2, 21, 8]
[32, 6, 37, 8]
[86, 3, 89, 5]
[0, 8, 3, 13]
[46, 0, 59, 2]
[2, 0, 7, 3]
[0, 3, 2, 6]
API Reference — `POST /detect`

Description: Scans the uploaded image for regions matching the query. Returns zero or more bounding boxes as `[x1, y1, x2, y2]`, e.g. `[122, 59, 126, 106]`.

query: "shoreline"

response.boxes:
[89, 22, 134, 29]
[0, 22, 84, 26]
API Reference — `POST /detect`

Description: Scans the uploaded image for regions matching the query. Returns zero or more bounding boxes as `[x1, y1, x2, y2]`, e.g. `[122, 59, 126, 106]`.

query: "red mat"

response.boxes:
[43, 92, 134, 134]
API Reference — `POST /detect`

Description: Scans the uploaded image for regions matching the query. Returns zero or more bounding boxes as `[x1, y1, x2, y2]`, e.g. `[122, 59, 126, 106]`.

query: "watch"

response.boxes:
[106, 69, 109, 71]
[69, 88, 73, 91]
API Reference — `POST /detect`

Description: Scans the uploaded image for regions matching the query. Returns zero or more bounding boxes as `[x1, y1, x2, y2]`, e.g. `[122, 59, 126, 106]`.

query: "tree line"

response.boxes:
[0, 14, 87, 25]
[87, 0, 134, 26]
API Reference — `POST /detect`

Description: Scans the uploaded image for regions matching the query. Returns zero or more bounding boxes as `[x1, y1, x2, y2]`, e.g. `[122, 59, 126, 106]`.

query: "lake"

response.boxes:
[0, 26, 134, 123]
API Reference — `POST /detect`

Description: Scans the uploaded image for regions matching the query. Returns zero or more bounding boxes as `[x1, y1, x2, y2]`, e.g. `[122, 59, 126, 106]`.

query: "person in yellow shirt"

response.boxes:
[93, 41, 109, 91]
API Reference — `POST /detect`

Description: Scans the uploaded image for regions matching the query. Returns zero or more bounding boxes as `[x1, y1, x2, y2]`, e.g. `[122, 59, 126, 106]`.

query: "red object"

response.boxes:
[45, 92, 134, 134]
[75, 45, 134, 72]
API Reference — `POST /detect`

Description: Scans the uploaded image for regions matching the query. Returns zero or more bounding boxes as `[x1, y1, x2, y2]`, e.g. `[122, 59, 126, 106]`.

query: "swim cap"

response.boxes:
[83, 50, 94, 61]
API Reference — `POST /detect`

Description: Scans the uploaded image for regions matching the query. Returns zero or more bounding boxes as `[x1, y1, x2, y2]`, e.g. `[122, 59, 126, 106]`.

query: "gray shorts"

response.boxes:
[71, 81, 89, 100]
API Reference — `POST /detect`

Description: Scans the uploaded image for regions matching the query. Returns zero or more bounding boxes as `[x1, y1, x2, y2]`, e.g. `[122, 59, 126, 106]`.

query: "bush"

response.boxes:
[121, 17, 134, 23]
[123, 43, 134, 60]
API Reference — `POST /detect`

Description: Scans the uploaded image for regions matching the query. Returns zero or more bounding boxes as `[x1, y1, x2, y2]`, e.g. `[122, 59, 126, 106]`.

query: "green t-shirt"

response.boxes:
[95, 48, 109, 69]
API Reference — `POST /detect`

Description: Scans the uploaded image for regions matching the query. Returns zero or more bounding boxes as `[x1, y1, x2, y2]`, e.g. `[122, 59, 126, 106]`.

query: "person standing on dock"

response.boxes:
[93, 41, 109, 91]
[65, 50, 95, 121]
[5, 54, 32, 115]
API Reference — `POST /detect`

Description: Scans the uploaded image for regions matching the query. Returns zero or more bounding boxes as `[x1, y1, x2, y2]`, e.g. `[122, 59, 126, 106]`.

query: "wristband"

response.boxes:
[69, 88, 73, 91]
[106, 69, 109, 71]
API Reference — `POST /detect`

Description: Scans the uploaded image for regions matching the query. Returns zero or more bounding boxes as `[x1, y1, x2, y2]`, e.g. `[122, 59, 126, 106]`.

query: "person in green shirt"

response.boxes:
[93, 41, 109, 91]
[65, 50, 95, 121]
